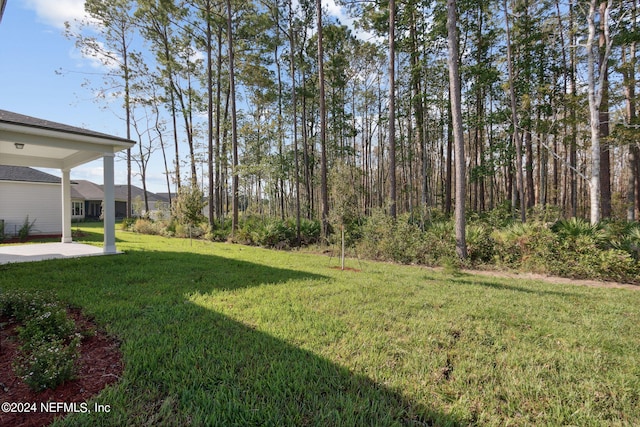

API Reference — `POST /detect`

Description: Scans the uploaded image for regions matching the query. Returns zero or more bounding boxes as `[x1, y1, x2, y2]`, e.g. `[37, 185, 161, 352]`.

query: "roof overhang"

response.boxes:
[0, 111, 135, 170]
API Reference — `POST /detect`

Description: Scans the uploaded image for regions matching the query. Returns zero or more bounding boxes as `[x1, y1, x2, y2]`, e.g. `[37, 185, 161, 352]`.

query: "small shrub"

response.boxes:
[595, 249, 640, 282]
[1, 290, 81, 392]
[388, 217, 423, 264]
[18, 216, 37, 241]
[206, 219, 232, 242]
[0, 291, 51, 323]
[418, 221, 455, 266]
[357, 209, 394, 260]
[120, 217, 136, 231]
[491, 222, 558, 272]
[552, 217, 604, 243]
[465, 224, 494, 263]
[17, 303, 76, 344]
[298, 218, 321, 245]
[13, 336, 80, 392]
[133, 218, 159, 235]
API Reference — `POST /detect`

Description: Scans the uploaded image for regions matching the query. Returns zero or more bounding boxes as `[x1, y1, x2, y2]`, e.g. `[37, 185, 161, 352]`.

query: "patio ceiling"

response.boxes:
[0, 109, 134, 170]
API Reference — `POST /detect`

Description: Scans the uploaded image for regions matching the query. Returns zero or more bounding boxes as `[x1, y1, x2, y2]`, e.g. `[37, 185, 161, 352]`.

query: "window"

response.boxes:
[72, 201, 84, 216]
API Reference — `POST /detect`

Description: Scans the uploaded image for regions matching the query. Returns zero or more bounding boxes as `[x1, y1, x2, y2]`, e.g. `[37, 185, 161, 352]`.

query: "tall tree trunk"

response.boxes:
[215, 28, 223, 221]
[587, 0, 612, 224]
[289, 0, 301, 242]
[504, 0, 526, 222]
[302, 78, 312, 219]
[122, 30, 132, 218]
[569, 0, 578, 217]
[599, 1, 611, 219]
[206, 0, 214, 226]
[525, 129, 535, 208]
[388, 0, 397, 218]
[226, 0, 239, 233]
[274, 6, 286, 221]
[555, 0, 566, 207]
[624, 0, 638, 220]
[316, 0, 329, 238]
[447, 0, 467, 259]
[445, 91, 453, 216]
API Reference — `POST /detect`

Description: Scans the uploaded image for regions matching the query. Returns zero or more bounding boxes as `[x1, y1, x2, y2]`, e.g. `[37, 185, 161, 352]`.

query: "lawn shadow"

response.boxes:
[450, 276, 582, 298]
[112, 301, 461, 426]
[3, 250, 464, 426]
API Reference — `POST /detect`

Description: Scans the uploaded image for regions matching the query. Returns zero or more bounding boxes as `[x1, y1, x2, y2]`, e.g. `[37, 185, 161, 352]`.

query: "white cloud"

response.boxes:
[321, 0, 381, 43]
[323, 0, 344, 19]
[76, 40, 121, 69]
[71, 163, 103, 182]
[22, 0, 89, 29]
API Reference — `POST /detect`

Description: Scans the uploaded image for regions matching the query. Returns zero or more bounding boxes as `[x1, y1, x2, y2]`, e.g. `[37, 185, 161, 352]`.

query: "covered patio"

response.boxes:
[0, 109, 135, 256]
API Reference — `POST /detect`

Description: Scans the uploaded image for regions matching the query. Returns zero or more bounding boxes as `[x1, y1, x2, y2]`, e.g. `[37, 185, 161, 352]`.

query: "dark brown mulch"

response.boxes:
[0, 309, 123, 427]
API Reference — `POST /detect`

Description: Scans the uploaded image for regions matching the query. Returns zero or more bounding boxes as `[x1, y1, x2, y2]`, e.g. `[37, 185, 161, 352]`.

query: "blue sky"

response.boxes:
[0, 0, 361, 194]
[0, 0, 138, 188]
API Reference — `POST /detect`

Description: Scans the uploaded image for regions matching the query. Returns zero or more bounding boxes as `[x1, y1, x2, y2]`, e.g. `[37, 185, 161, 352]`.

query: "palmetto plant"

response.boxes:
[552, 217, 604, 240]
[602, 222, 640, 259]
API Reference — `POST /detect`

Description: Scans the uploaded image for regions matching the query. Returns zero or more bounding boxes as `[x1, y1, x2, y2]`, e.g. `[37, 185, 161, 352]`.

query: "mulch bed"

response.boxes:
[0, 309, 123, 427]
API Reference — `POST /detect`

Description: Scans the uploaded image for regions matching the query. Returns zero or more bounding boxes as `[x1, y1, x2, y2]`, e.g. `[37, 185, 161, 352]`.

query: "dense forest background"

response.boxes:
[70, 0, 639, 254]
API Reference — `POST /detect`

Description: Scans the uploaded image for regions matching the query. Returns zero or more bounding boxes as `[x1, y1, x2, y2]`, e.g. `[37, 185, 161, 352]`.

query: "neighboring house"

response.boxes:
[114, 185, 170, 218]
[0, 165, 62, 236]
[70, 182, 171, 219]
[71, 180, 106, 220]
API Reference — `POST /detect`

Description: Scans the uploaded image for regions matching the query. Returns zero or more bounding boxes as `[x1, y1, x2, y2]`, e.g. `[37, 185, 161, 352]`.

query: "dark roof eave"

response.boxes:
[0, 109, 135, 146]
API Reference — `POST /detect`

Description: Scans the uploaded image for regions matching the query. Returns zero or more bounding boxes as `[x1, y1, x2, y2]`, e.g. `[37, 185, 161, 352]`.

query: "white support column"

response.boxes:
[103, 153, 117, 254]
[61, 168, 72, 243]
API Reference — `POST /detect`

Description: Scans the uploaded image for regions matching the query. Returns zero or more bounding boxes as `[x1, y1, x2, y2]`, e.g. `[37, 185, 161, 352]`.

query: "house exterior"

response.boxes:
[114, 185, 170, 218]
[71, 179, 105, 220]
[70, 181, 171, 219]
[0, 165, 61, 236]
[1, 165, 170, 236]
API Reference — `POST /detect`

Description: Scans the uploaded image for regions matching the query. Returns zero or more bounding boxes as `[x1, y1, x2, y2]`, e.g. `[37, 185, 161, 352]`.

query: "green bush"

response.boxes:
[120, 217, 136, 231]
[594, 249, 640, 282]
[1, 290, 81, 392]
[491, 222, 559, 272]
[206, 219, 232, 242]
[13, 336, 80, 392]
[419, 221, 455, 266]
[298, 218, 321, 245]
[133, 218, 159, 235]
[386, 217, 423, 264]
[17, 303, 76, 344]
[227, 217, 320, 249]
[357, 211, 426, 264]
[552, 217, 605, 244]
[357, 209, 396, 261]
[0, 291, 51, 323]
[465, 224, 494, 263]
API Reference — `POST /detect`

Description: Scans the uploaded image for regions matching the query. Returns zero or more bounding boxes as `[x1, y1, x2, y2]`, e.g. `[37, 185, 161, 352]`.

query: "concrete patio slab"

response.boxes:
[0, 243, 113, 265]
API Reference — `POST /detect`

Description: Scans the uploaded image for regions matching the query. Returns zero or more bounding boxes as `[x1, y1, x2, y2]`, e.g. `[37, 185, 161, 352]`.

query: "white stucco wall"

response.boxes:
[0, 181, 62, 236]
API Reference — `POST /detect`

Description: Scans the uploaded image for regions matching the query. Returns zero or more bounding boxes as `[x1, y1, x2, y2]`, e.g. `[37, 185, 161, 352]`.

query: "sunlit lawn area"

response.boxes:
[1, 223, 639, 426]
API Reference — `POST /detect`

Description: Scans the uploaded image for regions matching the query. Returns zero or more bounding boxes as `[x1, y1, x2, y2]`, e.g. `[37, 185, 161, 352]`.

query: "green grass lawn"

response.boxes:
[1, 223, 639, 426]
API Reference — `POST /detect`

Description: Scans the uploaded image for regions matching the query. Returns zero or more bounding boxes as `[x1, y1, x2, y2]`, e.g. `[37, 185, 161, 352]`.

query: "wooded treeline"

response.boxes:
[71, 0, 639, 240]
